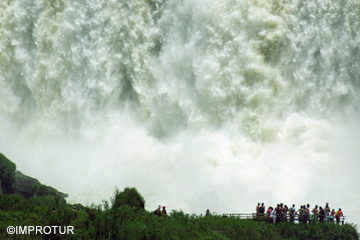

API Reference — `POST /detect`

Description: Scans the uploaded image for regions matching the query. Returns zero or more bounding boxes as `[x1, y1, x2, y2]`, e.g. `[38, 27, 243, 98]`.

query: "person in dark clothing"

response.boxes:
[266, 206, 274, 223]
[319, 206, 325, 222]
[154, 205, 162, 217]
[275, 204, 282, 224]
[256, 203, 260, 216]
[259, 203, 265, 216]
[279, 203, 285, 222]
[283, 205, 289, 222]
[90, 209, 96, 221]
[305, 204, 310, 223]
[205, 209, 211, 217]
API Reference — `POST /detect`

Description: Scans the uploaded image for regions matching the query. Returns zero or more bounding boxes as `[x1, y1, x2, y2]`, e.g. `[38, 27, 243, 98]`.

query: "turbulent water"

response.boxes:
[1, 0, 360, 227]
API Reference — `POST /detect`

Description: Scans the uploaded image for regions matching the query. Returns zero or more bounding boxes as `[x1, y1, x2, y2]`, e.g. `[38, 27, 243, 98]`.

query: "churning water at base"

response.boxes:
[1, 0, 360, 228]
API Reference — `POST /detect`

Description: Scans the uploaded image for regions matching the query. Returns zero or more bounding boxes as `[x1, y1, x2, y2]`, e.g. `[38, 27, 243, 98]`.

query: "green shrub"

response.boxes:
[111, 187, 145, 210]
[0, 187, 358, 240]
[0, 194, 25, 210]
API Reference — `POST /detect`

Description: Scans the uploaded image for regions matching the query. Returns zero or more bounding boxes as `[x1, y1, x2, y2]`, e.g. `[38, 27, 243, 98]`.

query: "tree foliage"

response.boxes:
[112, 187, 145, 210]
[0, 188, 358, 240]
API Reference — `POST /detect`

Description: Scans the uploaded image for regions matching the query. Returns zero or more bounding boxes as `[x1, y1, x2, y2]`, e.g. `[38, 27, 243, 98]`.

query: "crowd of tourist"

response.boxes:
[256, 202, 344, 224]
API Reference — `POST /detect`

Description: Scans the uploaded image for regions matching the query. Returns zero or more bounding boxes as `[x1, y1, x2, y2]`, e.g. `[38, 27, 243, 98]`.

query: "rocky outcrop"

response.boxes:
[15, 171, 68, 199]
[0, 153, 16, 194]
[15, 171, 40, 198]
[0, 153, 68, 199]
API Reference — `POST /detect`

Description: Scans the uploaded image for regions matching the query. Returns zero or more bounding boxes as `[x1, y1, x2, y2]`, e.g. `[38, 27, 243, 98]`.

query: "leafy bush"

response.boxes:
[0, 194, 25, 210]
[111, 187, 145, 210]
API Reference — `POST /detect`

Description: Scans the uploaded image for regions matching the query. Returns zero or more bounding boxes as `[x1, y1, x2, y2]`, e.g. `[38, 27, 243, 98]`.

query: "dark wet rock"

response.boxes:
[0, 153, 68, 199]
[0, 153, 16, 194]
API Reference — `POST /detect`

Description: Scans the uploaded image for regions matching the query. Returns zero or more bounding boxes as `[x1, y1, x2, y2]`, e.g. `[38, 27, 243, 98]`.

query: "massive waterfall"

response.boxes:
[1, 0, 359, 226]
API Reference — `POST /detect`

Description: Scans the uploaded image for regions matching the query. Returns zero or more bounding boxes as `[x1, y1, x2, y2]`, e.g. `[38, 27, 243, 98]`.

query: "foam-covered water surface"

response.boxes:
[1, 0, 359, 228]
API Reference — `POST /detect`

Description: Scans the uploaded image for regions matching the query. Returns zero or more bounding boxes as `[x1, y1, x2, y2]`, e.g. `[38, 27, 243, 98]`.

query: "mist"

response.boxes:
[1, 0, 359, 229]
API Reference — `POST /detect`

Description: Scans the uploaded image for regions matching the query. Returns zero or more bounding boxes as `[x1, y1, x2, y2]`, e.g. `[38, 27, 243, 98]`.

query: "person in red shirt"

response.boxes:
[336, 208, 343, 224]
[162, 206, 167, 218]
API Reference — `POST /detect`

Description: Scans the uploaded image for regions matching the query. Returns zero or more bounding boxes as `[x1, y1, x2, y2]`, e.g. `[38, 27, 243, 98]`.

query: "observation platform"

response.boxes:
[222, 213, 346, 225]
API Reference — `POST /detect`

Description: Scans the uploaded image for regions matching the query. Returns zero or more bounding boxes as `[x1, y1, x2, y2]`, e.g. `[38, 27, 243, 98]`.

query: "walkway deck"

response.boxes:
[222, 213, 346, 225]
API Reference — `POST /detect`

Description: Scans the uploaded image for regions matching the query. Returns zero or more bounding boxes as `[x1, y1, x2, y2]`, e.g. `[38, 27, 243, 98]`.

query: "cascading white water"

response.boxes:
[1, 0, 359, 227]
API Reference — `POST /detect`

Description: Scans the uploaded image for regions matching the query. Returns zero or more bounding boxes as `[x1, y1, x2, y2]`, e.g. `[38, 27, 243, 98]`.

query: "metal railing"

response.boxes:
[222, 213, 346, 225]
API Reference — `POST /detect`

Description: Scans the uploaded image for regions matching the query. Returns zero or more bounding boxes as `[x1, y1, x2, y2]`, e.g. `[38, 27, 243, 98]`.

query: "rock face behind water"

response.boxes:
[15, 171, 68, 199]
[0, 153, 16, 194]
[0, 153, 68, 199]
[14, 171, 40, 198]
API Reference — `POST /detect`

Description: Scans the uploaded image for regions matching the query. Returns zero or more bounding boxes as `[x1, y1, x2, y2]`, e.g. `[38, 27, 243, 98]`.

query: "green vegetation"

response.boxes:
[0, 153, 68, 199]
[0, 188, 358, 240]
[0, 153, 16, 194]
[112, 187, 145, 210]
[0, 153, 358, 239]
